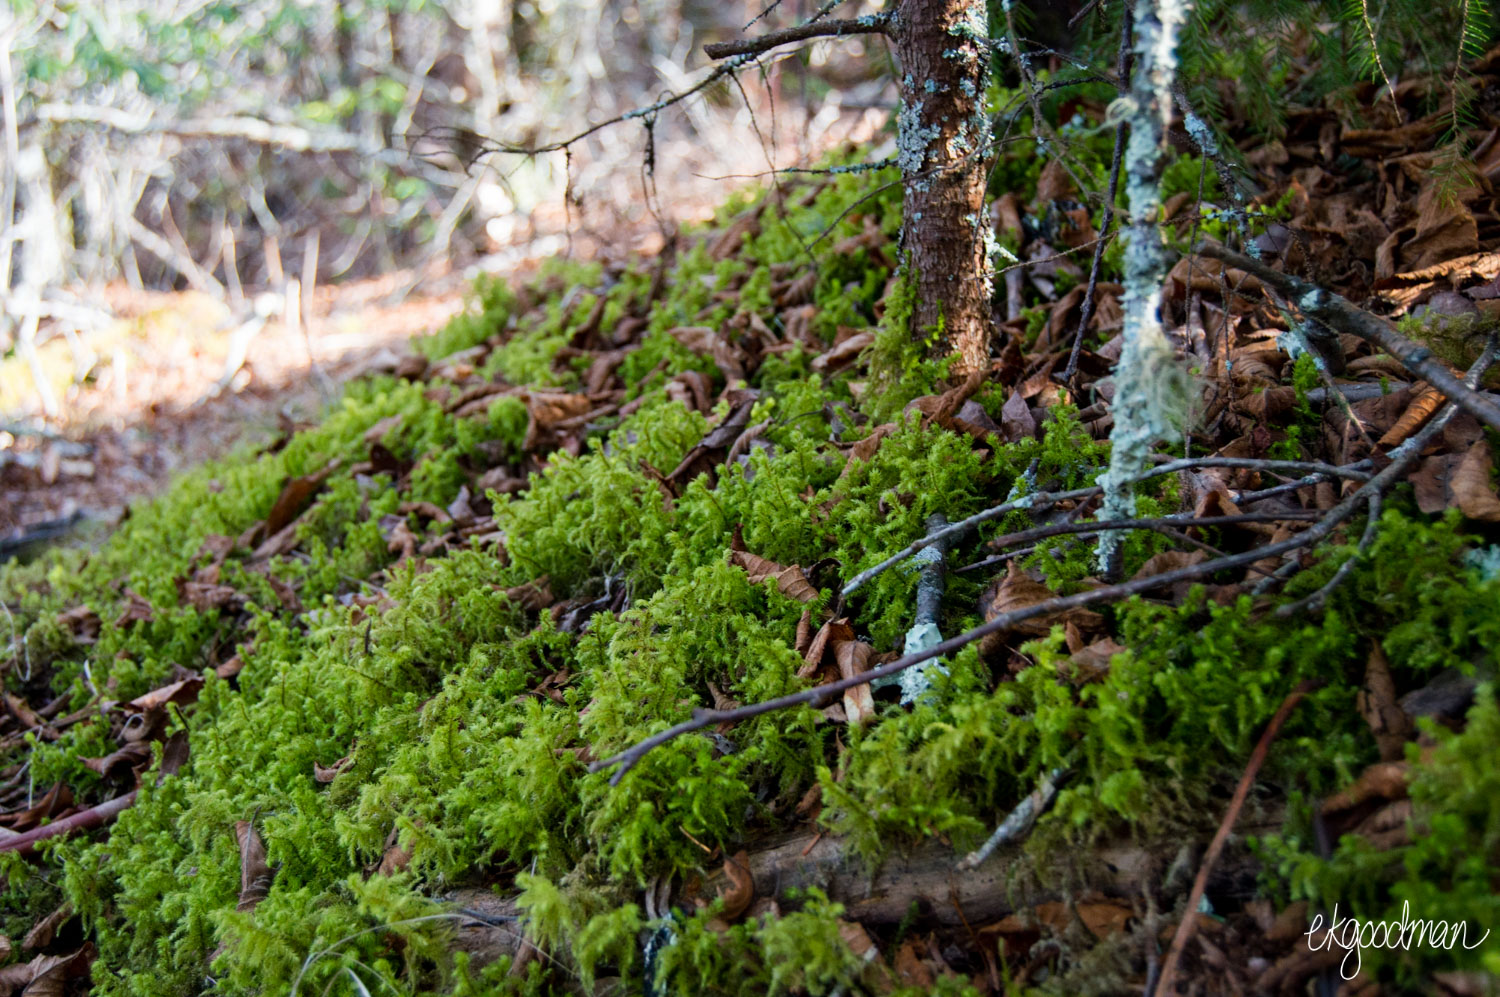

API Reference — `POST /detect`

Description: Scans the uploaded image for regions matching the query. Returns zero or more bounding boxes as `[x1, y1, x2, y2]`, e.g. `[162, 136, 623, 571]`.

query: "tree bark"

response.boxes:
[892, 0, 993, 375]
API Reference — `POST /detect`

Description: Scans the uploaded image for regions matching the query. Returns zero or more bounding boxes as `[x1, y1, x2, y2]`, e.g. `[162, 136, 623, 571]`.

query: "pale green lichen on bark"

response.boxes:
[1096, 0, 1193, 573]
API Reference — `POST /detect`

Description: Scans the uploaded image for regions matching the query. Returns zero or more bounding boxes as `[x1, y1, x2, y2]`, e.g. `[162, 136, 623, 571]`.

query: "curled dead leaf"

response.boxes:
[21, 903, 72, 951]
[728, 550, 819, 603]
[1451, 442, 1500, 521]
[1322, 761, 1409, 818]
[502, 577, 555, 612]
[234, 820, 274, 912]
[718, 850, 754, 921]
[798, 618, 853, 679]
[978, 563, 1104, 655]
[1358, 642, 1413, 762]
[125, 677, 203, 714]
[313, 753, 353, 784]
[1376, 383, 1443, 448]
[81, 743, 153, 782]
[265, 458, 341, 536]
[833, 640, 877, 725]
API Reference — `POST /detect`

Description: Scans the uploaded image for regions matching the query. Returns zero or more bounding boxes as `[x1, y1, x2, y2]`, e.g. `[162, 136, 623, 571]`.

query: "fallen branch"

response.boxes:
[0, 790, 136, 856]
[1200, 243, 1500, 433]
[1151, 679, 1319, 997]
[594, 504, 1360, 782]
[702, 15, 888, 60]
[841, 455, 1370, 597]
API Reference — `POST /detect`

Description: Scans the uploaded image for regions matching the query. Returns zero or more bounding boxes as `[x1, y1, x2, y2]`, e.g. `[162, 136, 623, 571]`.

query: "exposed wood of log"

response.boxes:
[443, 816, 1279, 972]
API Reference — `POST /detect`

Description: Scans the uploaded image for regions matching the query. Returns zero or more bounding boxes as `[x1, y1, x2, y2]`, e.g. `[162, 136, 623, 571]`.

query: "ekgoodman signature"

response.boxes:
[1303, 902, 1492, 979]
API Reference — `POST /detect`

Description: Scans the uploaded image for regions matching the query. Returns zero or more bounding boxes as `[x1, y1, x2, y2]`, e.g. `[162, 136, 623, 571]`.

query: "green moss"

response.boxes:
[4, 163, 1499, 997]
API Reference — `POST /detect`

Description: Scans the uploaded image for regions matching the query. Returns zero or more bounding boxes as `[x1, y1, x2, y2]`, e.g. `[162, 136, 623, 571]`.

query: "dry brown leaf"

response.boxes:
[2, 692, 46, 734]
[235, 821, 274, 912]
[837, 920, 879, 961]
[833, 640, 877, 725]
[811, 332, 873, 373]
[112, 588, 155, 629]
[17, 944, 94, 997]
[126, 677, 203, 714]
[21, 903, 72, 951]
[798, 618, 854, 679]
[841, 423, 896, 475]
[55, 605, 100, 645]
[1067, 638, 1125, 684]
[1359, 642, 1413, 762]
[893, 939, 937, 989]
[313, 754, 353, 784]
[717, 850, 754, 921]
[1000, 390, 1036, 442]
[793, 608, 814, 658]
[1451, 442, 1500, 521]
[979, 563, 1104, 653]
[728, 550, 819, 603]
[1376, 383, 1443, 447]
[1403, 183, 1479, 272]
[502, 577, 555, 612]
[1075, 900, 1134, 938]
[1410, 453, 1463, 514]
[265, 458, 341, 536]
[1129, 550, 1207, 581]
[377, 826, 413, 877]
[362, 414, 404, 447]
[81, 743, 153, 782]
[667, 395, 758, 486]
[1322, 761, 1409, 818]
[0, 783, 73, 832]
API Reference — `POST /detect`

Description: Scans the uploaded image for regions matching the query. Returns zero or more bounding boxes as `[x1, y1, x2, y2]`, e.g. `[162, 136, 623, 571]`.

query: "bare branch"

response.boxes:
[702, 15, 889, 61]
[0, 790, 137, 856]
[840, 455, 1371, 597]
[591, 496, 1369, 784]
[1061, 4, 1132, 386]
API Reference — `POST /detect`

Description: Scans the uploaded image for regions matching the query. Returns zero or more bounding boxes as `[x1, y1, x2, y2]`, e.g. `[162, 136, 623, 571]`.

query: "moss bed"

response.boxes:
[1, 159, 1498, 996]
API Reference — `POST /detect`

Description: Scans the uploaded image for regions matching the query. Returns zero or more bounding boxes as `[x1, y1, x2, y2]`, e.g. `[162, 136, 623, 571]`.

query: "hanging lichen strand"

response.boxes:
[1095, 0, 1192, 576]
[891, 0, 993, 374]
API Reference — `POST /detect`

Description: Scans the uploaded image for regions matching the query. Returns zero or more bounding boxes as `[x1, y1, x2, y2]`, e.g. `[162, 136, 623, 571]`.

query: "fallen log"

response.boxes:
[444, 815, 1280, 975]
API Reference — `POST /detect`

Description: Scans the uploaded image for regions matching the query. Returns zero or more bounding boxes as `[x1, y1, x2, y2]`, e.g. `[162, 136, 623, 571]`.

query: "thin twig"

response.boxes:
[841, 455, 1370, 597]
[593, 513, 1359, 784]
[1150, 679, 1320, 997]
[703, 15, 888, 60]
[1274, 332, 1498, 616]
[957, 767, 1067, 870]
[1061, 2, 1132, 386]
[987, 511, 1318, 553]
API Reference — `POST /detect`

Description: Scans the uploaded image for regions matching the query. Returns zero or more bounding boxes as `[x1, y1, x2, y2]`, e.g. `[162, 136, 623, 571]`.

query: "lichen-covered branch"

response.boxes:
[1201, 243, 1500, 433]
[1095, 0, 1193, 577]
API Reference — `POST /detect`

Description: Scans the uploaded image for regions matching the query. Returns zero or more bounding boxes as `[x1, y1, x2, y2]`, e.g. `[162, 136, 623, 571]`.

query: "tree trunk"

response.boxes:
[892, 0, 993, 375]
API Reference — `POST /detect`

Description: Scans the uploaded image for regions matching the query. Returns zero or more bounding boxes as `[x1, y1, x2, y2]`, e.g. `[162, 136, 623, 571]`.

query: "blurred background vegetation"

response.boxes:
[0, 0, 892, 422]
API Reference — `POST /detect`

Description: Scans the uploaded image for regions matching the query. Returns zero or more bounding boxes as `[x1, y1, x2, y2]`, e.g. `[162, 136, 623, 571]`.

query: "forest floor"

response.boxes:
[1, 47, 1500, 997]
